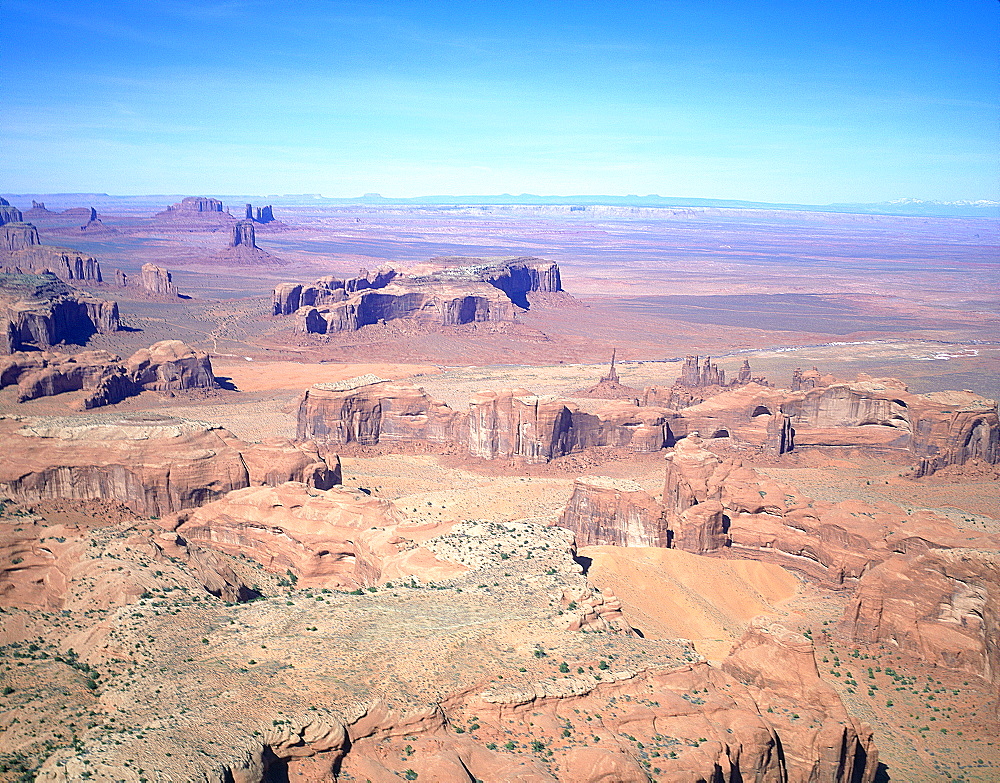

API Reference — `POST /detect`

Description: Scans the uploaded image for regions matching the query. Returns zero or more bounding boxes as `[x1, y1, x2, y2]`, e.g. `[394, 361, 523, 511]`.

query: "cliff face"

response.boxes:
[557, 477, 666, 547]
[1, 243, 104, 282]
[1, 222, 39, 251]
[0, 199, 23, 226]
[0, 340, 220, 407]
[138, 263, 179, 297]
[1, 272, 118, 354]
[126, 340, 216, 392]
[0, 414, 340, 517]
[844, 548, 1000, 685]
[297, 378, 465, 447]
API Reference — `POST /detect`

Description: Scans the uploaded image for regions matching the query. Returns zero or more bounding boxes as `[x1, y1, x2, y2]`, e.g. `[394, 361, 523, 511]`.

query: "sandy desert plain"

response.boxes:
[0, 195, 998, 782]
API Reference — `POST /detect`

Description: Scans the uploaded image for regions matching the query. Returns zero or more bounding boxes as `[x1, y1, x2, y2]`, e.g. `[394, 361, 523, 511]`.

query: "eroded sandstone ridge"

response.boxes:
[0, 413, 340, 516]
[138, 262, 179, 297]
[274, 256, 563, 333]
[0, 339, 218, 407]
[1, 272, 118, 354]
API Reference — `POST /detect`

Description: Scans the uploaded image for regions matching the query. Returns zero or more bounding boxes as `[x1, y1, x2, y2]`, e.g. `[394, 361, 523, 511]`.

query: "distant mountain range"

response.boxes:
[4, 192, 998, 218]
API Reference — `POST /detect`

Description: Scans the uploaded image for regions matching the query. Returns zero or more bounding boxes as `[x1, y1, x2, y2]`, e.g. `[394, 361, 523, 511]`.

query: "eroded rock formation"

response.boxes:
[159, 196, 225, 214]
[0, 198, 23, 226]
[276, 256, 563, 333]
[557, 477, 666, 547]
[0, 414, 340, 516]
[1, 272, 118, 354]
[0, 340, 219, 407]
[138, 263, 179, 297]
[169, 482, 456, 589]
[844, 548, 1000, 684]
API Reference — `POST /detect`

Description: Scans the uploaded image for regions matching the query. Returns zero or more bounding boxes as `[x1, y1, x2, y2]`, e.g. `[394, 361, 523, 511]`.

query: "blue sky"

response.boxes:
[2, 0, 998, 202]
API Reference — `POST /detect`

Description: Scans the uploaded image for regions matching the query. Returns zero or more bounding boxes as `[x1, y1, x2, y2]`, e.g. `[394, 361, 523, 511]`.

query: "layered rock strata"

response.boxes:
[297, 379, 673, 462]
[277, 256, 562, 333]
[0, 340, 218, 407]
[557, 477, 666, 547]
[138, 262, 179, 297]
[0, 414, 340, 516]
[1, 272, 118, 354]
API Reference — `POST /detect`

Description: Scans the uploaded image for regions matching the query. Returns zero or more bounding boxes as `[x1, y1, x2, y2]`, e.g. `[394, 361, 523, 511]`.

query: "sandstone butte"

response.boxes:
[0, 413, 340, 516]
[1, 272, 118, 354]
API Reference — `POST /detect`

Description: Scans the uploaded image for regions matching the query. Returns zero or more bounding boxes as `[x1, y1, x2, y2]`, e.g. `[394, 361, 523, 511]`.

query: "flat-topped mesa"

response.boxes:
[297, 377, 465, 448]
[275, 256, 564, 332]
[165, 196, 224, 213]
[1, 272, 118, 354]
[1, 221, 40, 251]
[298, 379, 674, 463]
[0, 413, 340, 516]
[231, 219, 257, 248]
[781, 375, 999, 474]
[138, 262, 179, 297]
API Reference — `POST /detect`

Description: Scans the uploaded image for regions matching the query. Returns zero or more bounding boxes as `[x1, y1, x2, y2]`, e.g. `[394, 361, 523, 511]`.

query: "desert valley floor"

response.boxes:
[0, 197, 998, 782]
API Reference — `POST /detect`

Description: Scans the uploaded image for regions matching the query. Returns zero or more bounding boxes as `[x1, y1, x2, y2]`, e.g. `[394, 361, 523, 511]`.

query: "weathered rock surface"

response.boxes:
[557, 476, 666, 547]
[1, 272, 118, 354]
[0, 414, 340, 516]
[158, 196, 225, 215]
[278, 256, 563, 333]
[0, 198, 23, 226]
[126, 339, 216, 392]
[0, 350, 133, 409]
[844, 547, 1000, 684]
[138, 262, 179, 297]
[0, 340, 220, 407]
[0, 221, 38, 251]
[297, 377, 465, 447]
[169, 482, 456, 589]
[209, 219, 283, 265]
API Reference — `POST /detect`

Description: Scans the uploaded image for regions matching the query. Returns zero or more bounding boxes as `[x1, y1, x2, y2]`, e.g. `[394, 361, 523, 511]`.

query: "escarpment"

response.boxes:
[297, 377, 674, 461]
[0, 413, 340, 516]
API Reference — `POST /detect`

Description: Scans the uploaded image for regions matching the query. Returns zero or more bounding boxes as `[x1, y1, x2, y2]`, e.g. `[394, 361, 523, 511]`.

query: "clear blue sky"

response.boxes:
[2, 0, 998, 203]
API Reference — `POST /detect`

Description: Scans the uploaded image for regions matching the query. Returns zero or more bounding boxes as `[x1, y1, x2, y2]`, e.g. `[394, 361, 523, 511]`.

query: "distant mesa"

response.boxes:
[1, 200, 105, 282]
[22, 200, 54, 219]
[153, 196, 236, 229]
[273, 256, 563, 333]
[0, 271, 119, 354]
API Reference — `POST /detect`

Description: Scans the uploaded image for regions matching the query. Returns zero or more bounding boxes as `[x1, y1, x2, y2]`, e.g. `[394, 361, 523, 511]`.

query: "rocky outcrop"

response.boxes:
[782, 376, 1000, 474]
[126, 340, 216, 392]
[1, 272, 118, 354]
[844, 548, 1000, 684]
[0, 340, 219, 406]
[468, 391, 672, 462]
[160, 196, 224, 214]
[244, 204, 274, 223]
[662, 436, 729, 554]
[557, 477, 666, 547]
[0, 414, 341, 516]
[271, 270, 397, 315]
[169, 482, 455, 589]
[231, 219, 256, 248]
[721, 620, 878, 782]
[21, 200, 53, 220]
[0, 198, 22, 226]
[0, 350, 133, 408]
[138, 262, 179, 297]
[209, 219, 283, 265]
[297, 376, 465, 448]
[1, 240, 104, 282]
